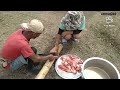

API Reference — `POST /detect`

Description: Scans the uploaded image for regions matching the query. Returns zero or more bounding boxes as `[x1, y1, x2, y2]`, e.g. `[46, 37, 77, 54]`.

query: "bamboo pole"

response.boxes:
[35, 44, 63, 79]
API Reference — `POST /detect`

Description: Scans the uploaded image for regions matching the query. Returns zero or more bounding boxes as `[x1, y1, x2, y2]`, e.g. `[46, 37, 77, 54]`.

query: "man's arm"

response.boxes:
[29, 54, 58, 63]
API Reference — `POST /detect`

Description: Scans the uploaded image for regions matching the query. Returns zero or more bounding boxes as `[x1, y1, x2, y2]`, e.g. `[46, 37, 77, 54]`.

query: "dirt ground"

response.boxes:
[0, 11, 120, 79]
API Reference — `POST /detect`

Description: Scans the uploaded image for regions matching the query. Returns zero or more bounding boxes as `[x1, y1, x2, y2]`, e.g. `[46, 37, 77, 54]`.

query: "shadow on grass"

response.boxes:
[99, 31, 120, 53]
[93, 24, 120, 54]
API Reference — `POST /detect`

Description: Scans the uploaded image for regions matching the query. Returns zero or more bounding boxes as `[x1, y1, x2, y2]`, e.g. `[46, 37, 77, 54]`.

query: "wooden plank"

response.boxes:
[35, 44, 63, 79]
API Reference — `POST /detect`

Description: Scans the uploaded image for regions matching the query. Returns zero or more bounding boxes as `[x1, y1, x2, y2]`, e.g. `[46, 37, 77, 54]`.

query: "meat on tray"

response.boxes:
[58, 54, 83, 74]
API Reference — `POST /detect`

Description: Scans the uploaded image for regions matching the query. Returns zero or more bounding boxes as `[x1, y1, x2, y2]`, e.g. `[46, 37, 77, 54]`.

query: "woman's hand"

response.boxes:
[50, 45, 59, 54]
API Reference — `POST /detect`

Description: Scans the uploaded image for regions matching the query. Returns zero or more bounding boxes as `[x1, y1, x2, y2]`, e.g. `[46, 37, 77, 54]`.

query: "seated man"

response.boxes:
[0, 19, 58, 74]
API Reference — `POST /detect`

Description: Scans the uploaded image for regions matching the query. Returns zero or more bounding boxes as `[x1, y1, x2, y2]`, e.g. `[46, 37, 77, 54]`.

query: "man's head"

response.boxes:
[20, 19, 44, 39]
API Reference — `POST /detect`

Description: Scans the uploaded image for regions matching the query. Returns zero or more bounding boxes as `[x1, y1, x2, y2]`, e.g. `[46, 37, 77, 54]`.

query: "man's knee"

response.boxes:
[10, 55, 27, 72]
[31, 47, 37, 54]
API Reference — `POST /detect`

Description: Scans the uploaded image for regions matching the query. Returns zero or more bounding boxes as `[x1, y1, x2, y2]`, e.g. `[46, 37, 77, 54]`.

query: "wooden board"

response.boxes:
[35, 44, 63, 79]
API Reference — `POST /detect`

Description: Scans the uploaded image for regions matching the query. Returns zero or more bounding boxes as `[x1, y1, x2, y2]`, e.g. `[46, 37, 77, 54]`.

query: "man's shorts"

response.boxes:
[10, 55, 28, 72]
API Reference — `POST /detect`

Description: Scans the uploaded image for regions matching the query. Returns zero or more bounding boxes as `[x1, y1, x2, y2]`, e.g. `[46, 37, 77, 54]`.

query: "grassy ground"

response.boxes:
[0, 11, 120, 79]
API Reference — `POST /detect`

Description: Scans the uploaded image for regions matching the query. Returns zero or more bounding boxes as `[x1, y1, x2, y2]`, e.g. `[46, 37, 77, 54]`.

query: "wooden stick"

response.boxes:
[35, 44, 63, 79]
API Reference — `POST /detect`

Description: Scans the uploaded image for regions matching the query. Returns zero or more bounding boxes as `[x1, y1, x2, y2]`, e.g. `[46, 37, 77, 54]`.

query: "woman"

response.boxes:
[52, 11, 87, 53]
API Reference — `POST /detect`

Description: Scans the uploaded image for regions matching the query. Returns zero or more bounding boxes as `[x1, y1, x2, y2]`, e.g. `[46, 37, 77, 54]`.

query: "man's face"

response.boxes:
[31, 28, 45, 39]
[32, 32, 41, 39]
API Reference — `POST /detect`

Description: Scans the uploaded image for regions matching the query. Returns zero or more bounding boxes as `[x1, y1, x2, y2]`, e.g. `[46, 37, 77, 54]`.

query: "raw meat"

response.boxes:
[58, 54, 83, 74]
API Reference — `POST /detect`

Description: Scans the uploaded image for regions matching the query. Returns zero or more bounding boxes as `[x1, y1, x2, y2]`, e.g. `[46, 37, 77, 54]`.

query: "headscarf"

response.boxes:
[60, 11, 84, 30]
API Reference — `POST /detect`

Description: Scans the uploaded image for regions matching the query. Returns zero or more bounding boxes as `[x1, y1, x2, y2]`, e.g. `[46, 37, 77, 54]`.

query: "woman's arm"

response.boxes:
[55, 34, 61, 47]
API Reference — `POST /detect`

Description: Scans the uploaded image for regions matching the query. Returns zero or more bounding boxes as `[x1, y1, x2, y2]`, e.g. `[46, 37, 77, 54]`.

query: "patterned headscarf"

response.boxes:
[61, 11, 84, 30]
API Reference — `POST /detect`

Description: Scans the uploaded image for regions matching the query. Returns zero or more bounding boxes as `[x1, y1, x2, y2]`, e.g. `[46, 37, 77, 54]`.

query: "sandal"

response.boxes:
[2, 61, 10, 70]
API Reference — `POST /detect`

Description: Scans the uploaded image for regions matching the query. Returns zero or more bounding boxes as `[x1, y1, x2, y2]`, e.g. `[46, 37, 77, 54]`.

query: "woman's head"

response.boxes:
[61, 11, 84, 30]
[67, 11, 82, 21]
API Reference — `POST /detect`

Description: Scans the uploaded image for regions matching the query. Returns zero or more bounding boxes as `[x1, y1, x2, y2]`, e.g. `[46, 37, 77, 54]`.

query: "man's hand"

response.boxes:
[48, 54, 59, 61]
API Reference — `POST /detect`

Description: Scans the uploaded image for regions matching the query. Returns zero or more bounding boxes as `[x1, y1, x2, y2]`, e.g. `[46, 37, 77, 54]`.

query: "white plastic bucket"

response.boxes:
[81, 57, 120, 79]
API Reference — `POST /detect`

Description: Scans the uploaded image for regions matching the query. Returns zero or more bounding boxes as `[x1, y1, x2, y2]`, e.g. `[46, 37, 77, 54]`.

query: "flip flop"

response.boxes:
[2, 61, 10, 70]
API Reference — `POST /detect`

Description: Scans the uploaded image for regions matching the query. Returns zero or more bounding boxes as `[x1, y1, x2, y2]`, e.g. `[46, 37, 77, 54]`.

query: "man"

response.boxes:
[1, 19, 58, 74]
